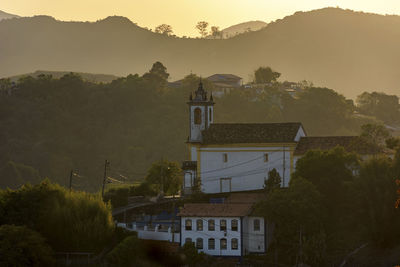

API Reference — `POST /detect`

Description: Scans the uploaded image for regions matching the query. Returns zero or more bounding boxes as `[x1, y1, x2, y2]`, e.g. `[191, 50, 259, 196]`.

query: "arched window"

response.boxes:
[253, 219, 260, 231]
[231, 238, 238, 250]
[220, 238, 227, 250]
[196, 238, 203, 249]
[208, 238, 215, 250]
[209, 108, 212, 121]
[231, 219, 238, 231]
[185, 238, 192, 244]
[185, 219, 192, 231]
[194, 108, 202, 125]
[208, 219, 215, 231]
[220, 219, 227, 231]
[196, 219, 203, 231]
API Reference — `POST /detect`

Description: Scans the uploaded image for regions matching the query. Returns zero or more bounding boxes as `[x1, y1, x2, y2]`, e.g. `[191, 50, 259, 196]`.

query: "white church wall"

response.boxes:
[198, 146, 294, 194]
[294, 126, 306, 142]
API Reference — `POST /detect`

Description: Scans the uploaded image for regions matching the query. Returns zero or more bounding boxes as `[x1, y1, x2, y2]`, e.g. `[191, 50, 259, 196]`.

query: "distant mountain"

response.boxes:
[0, 10, 19, 20]
[9, 70, 120, 83]
[221, 20, 267, 38]
[2, 8, 400, 98]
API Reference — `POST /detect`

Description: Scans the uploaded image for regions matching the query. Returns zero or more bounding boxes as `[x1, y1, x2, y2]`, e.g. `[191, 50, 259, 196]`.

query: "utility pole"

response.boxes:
[69, 170, 74, 192]
[160, 160, 164, 197]
[282, 147, 286, 187]
[102, 160, 110, 198]
[171, 195, 176, 243]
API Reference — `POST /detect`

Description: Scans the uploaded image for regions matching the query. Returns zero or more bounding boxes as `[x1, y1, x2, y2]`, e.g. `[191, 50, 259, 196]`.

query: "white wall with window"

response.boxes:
[242, 216, 265, 253]
[197, 146, 295, 193]
[180, 216, 242, 256]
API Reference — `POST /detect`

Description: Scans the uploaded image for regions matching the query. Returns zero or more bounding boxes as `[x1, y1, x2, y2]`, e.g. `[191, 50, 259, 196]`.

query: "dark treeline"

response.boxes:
[0, 62, 398, 190]
[256, 147, 400, 266]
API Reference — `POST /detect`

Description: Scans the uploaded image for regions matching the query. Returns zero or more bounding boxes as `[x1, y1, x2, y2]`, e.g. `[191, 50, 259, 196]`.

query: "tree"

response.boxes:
[254, 66, 281, 84]
[282, 86, 356, 135]
[354, 157, 400, 247]
[196, 21, 209, 38]
[145, 160, 182, 195]
[0, 180, 115, 252]
[292, 147, 359, 241]
[210, 26, 222, 39]
[264, 168, 281, 193]
[142, 61, 170, 87]
[0, 225, 55, 267]
[360, 123, 390, 148]
[356, 92, 400, 124]
[154, 24, 173, 35]
[257, 177, 325, 265]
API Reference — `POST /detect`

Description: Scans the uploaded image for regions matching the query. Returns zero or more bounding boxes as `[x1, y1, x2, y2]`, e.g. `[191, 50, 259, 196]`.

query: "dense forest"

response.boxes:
[0, 62, 399, 191]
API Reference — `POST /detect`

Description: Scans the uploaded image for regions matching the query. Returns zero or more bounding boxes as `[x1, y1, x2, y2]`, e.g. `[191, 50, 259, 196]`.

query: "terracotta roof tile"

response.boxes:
[201, 123, 303, 144]
[178, 203, 253, 217]
[294, 136, 380, 155]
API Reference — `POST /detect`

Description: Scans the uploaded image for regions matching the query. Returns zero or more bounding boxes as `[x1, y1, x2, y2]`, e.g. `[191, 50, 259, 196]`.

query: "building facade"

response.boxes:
[178, 202, 266, 256]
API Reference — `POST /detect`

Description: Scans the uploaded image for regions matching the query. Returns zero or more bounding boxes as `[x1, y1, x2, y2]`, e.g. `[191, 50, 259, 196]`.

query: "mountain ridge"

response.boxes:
[1, 7, 400, 98]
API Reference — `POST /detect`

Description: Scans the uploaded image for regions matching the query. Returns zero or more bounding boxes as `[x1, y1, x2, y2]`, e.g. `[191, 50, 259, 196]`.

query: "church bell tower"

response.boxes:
[188, 80, 214, 143]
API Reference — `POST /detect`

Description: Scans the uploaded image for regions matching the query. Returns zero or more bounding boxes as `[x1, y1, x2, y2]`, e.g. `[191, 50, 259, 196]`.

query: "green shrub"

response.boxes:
[0, 224, 55, 267]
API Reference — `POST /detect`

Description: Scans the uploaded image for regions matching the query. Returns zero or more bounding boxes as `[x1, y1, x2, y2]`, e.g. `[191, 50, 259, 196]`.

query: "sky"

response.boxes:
[3, 0, 400, 36]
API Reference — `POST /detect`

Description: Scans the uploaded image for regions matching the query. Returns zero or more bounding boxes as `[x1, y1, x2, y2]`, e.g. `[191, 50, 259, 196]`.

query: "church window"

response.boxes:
[185, 219, 192, 231]
[223, 153, 228, 162]
[220, 219, 227, 231]
[194, 108, 202, 125]
[264, 153, 269, 162]
[196, 219, 203, 231]
[231, 219, 238, 231]
[209, 108, 212, 121]
[220, 238, 227, 250]
[231, 238, 238, 250]
[196, 238, 203, 249]
[208, 238, 215, 250]
[185, 238, 193, 244]
[253, 219, 260, 231]
[208, 219, 215, 231]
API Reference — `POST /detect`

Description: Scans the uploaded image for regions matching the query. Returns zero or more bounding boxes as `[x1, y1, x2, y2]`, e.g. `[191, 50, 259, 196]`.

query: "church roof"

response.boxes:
[201, 123, 303, 144]
[178, 203, 253, 217]
[293, 136, 380, 155]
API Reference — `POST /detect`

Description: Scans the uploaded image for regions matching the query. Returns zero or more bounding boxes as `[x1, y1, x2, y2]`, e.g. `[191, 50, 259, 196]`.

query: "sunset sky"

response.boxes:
[2, 0, 400, 36]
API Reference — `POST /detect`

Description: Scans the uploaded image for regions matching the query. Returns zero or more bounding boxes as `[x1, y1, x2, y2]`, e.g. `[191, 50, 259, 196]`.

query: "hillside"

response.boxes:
[0, 10, 19, 20]
[221, 20, 267, 38]
[1, 8, 400, 98]
[9, 70, 119, 83]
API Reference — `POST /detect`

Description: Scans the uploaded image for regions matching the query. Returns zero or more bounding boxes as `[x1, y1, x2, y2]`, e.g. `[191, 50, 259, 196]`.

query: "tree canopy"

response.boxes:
[254, 66, 281, 84]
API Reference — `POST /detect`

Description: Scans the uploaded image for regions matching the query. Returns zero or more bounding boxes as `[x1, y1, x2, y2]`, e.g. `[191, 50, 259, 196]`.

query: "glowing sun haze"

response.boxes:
[3, 0, 400, 36]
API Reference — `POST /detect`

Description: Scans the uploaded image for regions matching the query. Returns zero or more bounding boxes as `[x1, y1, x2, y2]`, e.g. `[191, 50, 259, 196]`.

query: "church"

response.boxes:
[182, 81, 375, 195]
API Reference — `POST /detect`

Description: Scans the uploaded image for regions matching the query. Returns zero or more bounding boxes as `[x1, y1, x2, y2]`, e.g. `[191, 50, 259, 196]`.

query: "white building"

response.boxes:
[182, 81, 379, 195]
[183, 81, 306, 194]
[178, 195, 268, 256]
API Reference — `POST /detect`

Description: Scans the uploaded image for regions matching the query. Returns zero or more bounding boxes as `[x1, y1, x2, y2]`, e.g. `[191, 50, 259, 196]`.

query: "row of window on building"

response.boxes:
[185, 237, 239, 250]
[185, 218, 260, 232]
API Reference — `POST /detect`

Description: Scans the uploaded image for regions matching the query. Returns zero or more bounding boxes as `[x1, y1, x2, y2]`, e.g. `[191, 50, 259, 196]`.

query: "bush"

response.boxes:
[106, 235, 145, 267]
[0, 224, 55, 267]
[0, 180, 115, 252]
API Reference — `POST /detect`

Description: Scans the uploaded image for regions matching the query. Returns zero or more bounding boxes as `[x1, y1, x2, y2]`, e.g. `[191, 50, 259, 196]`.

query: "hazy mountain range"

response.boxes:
[220, 20, 267, 37]
[1, 8, 400, 98]
[0, 10, 19, 20]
